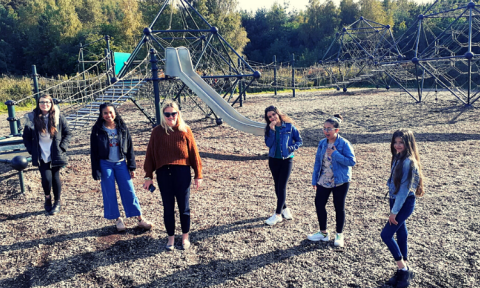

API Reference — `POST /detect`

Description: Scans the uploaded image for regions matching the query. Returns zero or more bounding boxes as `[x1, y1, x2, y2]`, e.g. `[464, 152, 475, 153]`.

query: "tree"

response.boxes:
[339, 0, 360, 27]
[301, 0, 339, 50]
[75, 0, 106, 30]
[119, 0, 144, 48]
[359, 0, 388, 25]
[194, 0, 249, 54]
[0, 4, 20, 73]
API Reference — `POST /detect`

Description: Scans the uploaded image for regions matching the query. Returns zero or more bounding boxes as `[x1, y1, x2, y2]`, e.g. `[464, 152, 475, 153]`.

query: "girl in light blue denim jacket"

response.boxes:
[381, 129, 424, 288]
[264, 105, 302, 226]
[307, 114, 356, 247]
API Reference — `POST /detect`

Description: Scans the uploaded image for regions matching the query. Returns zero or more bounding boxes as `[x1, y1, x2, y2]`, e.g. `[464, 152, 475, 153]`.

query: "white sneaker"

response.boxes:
[307, 231, 329, 242]
[282, 208, 293, 220]
[265, 213, 282, 226]
[334, 233, 344, 247]
[116, 218, 126, 232]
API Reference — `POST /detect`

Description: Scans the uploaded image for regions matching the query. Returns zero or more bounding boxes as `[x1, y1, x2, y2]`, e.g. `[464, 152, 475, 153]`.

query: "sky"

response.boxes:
[236, 0, 433, 13]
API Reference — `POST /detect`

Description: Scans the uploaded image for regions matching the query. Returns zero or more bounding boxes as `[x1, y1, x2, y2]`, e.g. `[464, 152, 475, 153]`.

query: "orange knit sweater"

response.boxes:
[144, 124, 202, 179]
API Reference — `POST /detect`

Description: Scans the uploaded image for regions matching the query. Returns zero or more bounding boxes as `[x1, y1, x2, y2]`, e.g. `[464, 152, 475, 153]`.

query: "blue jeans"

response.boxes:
[100, 159, 142, 220]
[381, 195, 416, 261]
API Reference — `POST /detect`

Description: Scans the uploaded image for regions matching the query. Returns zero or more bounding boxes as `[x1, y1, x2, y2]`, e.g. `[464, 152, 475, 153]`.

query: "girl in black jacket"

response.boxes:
[22, 94, 71, 215]
[90, 103, 152, 231]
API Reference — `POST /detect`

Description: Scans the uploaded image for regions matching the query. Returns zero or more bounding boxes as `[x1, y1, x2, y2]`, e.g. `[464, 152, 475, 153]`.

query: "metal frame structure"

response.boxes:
[320, 17, 401, 92]
[116, 0, 260, 122]
[380, 0, 480, 105]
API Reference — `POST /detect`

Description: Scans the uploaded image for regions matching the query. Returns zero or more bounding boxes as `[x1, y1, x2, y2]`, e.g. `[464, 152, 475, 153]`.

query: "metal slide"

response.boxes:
[165, 47, 264, 136]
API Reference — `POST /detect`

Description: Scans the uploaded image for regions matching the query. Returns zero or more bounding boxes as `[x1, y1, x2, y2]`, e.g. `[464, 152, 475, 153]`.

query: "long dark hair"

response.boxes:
[93, 103, 126, 129]
[34, 94, 57, 138]
[390, 129, 425, 197]
[264, 105, 294, 136]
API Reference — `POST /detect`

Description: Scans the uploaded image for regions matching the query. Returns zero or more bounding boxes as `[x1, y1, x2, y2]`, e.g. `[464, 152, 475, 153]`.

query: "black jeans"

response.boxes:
[268, 157, 293, 214]
[38, 160, 62, 202]
[156, 165, 191, 236]
[315, 182, 350, 233]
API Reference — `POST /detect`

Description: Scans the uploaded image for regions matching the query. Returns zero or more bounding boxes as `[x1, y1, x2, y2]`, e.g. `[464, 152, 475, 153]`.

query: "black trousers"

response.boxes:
[156, 165, 191, 236]
[315, 182, 350, 233]
[38, 160, 62, 202]
[268, 157, 293, 214]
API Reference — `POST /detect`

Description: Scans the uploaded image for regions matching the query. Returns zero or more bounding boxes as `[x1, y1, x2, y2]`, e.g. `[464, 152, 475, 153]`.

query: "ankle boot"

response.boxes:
[49, 202, 61, 215]
[44, 196, 53, 212]
[396, 269, 414, 288]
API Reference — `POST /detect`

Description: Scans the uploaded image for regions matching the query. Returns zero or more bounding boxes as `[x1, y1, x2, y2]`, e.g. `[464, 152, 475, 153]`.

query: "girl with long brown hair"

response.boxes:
[264, 105, 302, 226]
[22, 95, 71, 215]
[381, 129, 424, 288]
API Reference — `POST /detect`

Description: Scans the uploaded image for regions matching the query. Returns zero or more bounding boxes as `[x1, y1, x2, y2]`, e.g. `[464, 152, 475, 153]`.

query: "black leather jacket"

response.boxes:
[22, 109, 71, 167]
[90, 120, 136, 180]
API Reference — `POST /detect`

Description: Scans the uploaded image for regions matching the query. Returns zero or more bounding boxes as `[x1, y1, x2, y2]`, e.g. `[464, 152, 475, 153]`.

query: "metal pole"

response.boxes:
[150, 49, 161, 126]
[242, 56, 246, 101]
[105, 35, 113, 72]
[292, 53, 296, 97]
[238, 58, 243, 107]
[5, 100, 18, 135]
[32, 65, 40, 104]
[111, 51, 116, 79]
[105, 35, 117, 79]
[273, 55, 277, 96]
[104, 48, 111, 85]
[80, 43, 86, 80]
[19, 171, 26, 194]
[467, 4, 473, 105]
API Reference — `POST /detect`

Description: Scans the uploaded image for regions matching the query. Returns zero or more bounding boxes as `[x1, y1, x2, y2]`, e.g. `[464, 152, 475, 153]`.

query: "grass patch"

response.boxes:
[0, 75, 37, 115]
[0, 75, 32, 103]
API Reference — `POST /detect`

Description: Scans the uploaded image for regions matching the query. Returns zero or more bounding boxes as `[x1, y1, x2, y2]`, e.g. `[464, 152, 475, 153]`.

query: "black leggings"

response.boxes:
[268, 157, 293, 214]
[315, 182, 350, 233]
[39, 160, 62, 202]
[156, 165, 191, 236]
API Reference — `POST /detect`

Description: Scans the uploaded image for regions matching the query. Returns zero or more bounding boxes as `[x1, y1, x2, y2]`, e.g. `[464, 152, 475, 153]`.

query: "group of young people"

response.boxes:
[23, 95, 424, 288]
[263, 105, 423, 288]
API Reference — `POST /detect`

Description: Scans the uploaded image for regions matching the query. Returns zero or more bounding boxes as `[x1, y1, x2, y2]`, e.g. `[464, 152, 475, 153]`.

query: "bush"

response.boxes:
[0, 75, 32, 104]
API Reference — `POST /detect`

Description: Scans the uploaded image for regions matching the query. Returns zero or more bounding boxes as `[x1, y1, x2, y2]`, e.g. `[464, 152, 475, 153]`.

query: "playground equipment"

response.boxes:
[10, 156, 28, 194]
[165, 47, 264, 136]
[1, 103, 29, 194]
[380, 0, 480, 105]
[114, 0, 262, 126]
[319, 17, 402, 93]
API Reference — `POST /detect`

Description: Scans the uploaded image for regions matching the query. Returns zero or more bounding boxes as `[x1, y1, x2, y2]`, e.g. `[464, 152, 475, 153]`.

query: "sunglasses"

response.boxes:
[163, 112, 178, 118]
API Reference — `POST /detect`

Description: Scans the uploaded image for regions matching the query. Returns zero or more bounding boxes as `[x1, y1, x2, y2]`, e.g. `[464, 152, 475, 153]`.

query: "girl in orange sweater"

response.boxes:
[143, 100, 202, 251]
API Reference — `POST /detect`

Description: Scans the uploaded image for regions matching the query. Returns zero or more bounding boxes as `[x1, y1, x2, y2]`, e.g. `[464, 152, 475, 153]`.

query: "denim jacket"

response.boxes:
[265, 122, 302, 159]
[312, 135, 356, 186]
[387, 157, 420, 214]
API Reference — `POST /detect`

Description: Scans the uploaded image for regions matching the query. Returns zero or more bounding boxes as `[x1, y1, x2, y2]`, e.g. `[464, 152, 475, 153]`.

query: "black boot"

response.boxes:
[49, 202, 61, 215]
[396, 269, 414, 288]
[44, 196, 53, 212]
[385, 270, 399, 286]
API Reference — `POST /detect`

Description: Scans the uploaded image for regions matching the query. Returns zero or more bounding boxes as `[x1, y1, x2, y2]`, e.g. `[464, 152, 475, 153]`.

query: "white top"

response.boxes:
[38, 114, 52, 163]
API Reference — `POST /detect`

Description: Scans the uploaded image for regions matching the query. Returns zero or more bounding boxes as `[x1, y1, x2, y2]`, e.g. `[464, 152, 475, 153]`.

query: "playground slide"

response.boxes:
[165, 47, 264, 136]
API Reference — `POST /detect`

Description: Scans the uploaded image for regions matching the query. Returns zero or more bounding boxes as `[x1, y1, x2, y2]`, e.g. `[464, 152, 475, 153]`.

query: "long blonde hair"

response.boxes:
[160, 100, 188, 134]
